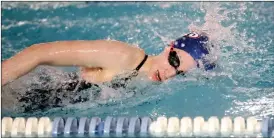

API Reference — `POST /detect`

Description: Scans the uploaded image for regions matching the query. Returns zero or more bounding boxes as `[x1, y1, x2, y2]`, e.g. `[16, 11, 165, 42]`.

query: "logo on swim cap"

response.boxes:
[187, 32, 199, 38]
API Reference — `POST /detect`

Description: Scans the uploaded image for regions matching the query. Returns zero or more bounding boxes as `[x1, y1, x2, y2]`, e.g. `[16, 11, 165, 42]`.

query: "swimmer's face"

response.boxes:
[148, 47, 196, 82]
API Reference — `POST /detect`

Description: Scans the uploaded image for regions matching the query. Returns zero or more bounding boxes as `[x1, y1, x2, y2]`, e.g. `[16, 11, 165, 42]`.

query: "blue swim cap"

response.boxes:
[173, 32, 216, 70]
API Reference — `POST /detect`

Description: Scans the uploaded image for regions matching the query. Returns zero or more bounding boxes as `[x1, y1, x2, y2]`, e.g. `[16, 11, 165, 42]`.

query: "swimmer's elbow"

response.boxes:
[1, 44, 46, 86]
[25, 44, 47, 65]
[27, 43, 60, 65]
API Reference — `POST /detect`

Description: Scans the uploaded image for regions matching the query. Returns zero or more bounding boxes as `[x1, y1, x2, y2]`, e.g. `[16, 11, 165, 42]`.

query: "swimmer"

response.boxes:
[2, 32, 216, 86]
[1, 32, 216, 112]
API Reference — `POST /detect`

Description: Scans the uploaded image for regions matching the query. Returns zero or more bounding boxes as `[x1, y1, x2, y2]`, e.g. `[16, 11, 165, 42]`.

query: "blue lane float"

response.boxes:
[128, 117, 141, 137]
[52, 117, 65, 137]
[116, 117, 129, 137]
[64, 117, 78, 137]
[262, 115, 274, 138]
[1, 115, 274, 137]
[77, 117, 90, 137]
[140, 117, 152, 137]
[104, 116, 117, 137]
[88, 117, 101, 137]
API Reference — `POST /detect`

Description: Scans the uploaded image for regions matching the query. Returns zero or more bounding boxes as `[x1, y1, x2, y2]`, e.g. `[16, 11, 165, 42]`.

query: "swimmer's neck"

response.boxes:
[137, 55, 155, 73]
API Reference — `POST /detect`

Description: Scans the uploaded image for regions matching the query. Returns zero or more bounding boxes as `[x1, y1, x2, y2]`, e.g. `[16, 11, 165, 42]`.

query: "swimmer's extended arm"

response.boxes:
[1, 40, 140, 86]
[2, 45, 43, 86]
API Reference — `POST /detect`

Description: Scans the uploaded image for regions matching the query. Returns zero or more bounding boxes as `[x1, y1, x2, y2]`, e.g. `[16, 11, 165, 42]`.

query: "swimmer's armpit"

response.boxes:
[80, 67, 119, 83]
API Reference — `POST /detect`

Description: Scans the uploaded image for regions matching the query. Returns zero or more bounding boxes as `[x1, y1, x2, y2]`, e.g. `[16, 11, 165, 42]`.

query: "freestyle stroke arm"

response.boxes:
[1, 40, 125, 86]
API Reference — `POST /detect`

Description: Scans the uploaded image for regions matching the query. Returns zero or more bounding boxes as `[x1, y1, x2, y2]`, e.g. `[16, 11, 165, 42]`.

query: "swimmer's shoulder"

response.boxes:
[98, 40, 146, 69]
[87, 39, 146, 70]
[84, 39, 146, 59]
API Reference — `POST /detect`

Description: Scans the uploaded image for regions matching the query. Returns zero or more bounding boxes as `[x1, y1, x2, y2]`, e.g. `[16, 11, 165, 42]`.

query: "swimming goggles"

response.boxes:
[168, 42, 185, 75]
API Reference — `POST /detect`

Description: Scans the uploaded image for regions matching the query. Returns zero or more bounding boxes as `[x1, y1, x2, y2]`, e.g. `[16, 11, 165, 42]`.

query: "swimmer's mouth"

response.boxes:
[156, 70, 162, 81]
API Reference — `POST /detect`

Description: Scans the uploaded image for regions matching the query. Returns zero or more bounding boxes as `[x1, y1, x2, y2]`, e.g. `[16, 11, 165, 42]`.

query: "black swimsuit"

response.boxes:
[18, 54, 148, 113]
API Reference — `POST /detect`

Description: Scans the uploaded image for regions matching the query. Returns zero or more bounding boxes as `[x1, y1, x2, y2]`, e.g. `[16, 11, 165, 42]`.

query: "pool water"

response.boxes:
[1, 2, 273, 119]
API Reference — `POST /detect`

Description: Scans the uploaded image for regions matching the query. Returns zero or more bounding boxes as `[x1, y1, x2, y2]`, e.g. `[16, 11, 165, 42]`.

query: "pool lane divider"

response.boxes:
[77, 117, 90, 137]
[1, 115, 274, 137]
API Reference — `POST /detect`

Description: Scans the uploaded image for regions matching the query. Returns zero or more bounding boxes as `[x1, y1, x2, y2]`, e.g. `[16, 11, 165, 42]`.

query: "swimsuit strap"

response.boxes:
[110, 54, 148, 89]
[135, 54, 148, 71]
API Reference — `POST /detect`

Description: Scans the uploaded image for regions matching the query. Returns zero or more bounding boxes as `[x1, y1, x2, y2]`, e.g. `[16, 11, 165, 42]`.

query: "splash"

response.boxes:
[193, 2, 274, 117]
[1, 2, 273, 117]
